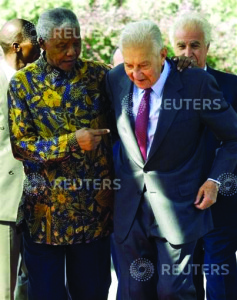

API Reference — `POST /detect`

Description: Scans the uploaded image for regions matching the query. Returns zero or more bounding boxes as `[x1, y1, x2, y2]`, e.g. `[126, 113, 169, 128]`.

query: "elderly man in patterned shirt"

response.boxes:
[8, 7, 114, 300]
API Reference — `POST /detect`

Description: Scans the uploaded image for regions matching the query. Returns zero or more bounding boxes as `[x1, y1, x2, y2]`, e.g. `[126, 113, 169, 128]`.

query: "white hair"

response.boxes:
[119, 20, 164, 56]
[36, 7, 80, 41]
[169, 12, 212, 47]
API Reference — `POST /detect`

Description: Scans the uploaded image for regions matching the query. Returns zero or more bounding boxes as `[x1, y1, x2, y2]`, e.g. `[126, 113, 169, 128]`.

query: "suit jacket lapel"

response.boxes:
[118, 75, 144, 167]
[147, 65, 183, 161]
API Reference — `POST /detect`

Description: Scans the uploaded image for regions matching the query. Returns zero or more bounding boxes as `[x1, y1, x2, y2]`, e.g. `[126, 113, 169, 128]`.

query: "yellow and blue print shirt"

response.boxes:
[8, 55, 114, 245]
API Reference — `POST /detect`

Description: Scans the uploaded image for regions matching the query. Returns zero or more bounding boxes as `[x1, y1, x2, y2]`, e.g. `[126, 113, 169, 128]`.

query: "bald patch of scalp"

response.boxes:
[0, 19, 37, 54]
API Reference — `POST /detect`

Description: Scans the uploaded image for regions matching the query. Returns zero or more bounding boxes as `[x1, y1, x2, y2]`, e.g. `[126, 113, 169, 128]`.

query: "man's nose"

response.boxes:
[67, 46, 76, 56]
[183, 47, 193, 57]
[133, 68, 142, 79]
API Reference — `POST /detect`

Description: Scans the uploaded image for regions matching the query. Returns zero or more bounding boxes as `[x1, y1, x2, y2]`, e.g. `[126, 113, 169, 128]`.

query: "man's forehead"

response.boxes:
[175, 25, 204, 38]
[176, 39, 202, 45]
[123, 45, 154, 57]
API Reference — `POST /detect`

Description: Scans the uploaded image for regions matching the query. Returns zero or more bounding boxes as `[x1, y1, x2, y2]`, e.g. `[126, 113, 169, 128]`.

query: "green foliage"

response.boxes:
[0, 0, 236, 73]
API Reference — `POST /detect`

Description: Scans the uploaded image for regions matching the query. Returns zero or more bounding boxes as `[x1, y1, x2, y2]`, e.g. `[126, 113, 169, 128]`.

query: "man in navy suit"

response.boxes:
[106, 20, 237, 300]
[170, 12, 237, 300]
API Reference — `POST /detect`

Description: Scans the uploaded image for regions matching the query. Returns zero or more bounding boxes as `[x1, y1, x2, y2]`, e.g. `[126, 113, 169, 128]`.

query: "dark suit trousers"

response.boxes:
[204, 226, 237, 300]
[193, 226, 237, 300]
[23, 230, 111, 300]
[114, 193, 197, 300]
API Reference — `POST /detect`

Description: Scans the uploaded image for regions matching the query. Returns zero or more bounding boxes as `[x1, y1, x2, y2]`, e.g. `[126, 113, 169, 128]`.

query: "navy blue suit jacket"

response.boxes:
[106, 59, 237, 245]
[205, 66, 237, 227]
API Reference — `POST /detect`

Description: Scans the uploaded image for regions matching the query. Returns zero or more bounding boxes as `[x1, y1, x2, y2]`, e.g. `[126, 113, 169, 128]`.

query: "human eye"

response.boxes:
[191, 42, 200, 49]
[177, 44, 185, 50]
[140, 63, 149, 69]
[125, 64, 133, 69]
[73, 41, 81, 48]
[57, 43, 67, 50]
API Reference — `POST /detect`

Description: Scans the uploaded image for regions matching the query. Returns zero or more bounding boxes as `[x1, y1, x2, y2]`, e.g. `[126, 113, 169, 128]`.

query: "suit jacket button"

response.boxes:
[0, 126, 4, 130]
[9, 170, 14, 175]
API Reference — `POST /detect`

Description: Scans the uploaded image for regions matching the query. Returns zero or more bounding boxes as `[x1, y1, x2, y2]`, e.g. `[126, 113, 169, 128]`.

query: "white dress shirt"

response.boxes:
[0, 59, 15, 82]
[132, 60, 171, 157]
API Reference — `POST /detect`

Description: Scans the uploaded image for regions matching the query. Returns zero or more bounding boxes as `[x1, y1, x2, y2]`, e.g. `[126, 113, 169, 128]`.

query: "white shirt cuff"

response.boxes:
[207, 178, 221, 186]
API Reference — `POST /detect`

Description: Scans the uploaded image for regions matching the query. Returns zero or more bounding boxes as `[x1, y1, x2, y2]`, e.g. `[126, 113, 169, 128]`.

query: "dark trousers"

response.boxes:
[114, 196, 197, 300]
[204, 226, 237, 300]
[193, 226, 237, 300]
[23, 231, 111, 300]
[193, 239, 205, 300]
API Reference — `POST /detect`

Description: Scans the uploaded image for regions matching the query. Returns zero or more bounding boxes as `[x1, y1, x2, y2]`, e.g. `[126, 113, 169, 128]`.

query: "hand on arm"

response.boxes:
[194, 180, 219, 210]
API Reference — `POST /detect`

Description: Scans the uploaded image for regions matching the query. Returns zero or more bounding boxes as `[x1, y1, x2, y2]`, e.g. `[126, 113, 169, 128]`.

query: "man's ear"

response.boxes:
[12, 42, 21, 53]
[160, 47, 168, 65]
[206, 43, 210, 52]
[38, 37, 46, 50]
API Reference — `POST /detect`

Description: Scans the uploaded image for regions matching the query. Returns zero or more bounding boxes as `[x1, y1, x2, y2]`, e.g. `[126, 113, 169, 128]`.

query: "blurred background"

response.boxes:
[0, 0, 236, 73]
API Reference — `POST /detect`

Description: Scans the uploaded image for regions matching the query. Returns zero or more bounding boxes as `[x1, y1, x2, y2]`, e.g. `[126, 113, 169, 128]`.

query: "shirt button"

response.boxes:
[9, 170, 14, 175]
[0, 126, 5, 130]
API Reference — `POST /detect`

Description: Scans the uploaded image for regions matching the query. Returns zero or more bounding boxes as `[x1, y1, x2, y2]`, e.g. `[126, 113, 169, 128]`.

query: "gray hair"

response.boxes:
[36, 7, 80, 41]
[119, 20, 164, 56]
[169, 12, 212, 47]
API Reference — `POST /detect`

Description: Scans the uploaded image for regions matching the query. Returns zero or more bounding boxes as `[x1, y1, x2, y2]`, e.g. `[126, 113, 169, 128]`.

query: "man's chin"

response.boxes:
[60, 65, 75, 72]
[134, 80, 150, 89]
[60, 60, 76, 72]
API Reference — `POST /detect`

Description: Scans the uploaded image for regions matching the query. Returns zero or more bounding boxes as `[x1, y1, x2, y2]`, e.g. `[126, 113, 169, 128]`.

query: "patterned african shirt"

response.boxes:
[8, 54, 114, 245]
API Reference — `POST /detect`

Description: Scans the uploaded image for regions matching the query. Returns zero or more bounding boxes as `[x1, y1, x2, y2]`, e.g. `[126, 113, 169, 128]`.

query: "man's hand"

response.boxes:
[75, 128, 110, 151]
[194, 180, 219, 210]
[172, 56, 197, 72]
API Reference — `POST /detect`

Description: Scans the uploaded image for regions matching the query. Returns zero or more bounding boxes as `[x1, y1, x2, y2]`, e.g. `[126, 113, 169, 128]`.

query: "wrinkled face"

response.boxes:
[123, 43, 167, 89]
[41, 27, 81, 72]
[173, 25, 209, 69]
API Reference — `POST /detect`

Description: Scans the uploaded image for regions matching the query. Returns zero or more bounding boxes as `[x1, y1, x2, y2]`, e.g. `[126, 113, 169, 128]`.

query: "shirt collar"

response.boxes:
[137, 60, 170, 97]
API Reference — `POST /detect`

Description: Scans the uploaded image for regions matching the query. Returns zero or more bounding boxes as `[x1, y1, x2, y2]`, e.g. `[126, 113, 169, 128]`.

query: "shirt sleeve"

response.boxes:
[8, 76, 82, 163]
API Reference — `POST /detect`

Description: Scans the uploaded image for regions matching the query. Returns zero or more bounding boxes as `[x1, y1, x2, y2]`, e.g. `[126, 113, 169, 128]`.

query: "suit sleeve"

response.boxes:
[198, 73, 237, 179]
[105, 71, 119, 143]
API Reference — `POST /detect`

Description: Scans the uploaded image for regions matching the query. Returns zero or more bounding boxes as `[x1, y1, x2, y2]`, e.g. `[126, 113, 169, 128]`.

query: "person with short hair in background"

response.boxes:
[170, 12, 237, 300]
[0, 18, 40, 300]
[111, 47, 124, 67]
